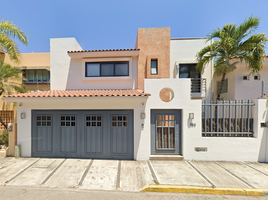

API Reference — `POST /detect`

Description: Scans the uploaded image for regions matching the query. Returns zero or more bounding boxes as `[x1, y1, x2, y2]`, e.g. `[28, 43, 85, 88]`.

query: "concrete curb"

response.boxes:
[141, 185, 265, 196]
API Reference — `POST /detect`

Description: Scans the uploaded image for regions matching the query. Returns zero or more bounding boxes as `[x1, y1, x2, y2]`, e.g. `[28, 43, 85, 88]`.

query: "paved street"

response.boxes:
[0, 186, 267, 200]
[0, 157, 268, 193]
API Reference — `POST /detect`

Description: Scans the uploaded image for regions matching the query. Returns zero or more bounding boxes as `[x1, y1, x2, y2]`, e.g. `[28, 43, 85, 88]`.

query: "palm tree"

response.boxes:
[0, 61, 27, 129]
[196, 16, 267, 101]
[0, 20, 28, 62]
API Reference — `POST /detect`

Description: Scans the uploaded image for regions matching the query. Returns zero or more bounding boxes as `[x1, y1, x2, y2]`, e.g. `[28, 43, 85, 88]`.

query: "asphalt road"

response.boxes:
[0, 186, 267, 200]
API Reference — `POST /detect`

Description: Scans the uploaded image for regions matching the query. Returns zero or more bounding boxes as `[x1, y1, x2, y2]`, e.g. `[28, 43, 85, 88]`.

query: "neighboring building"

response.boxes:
[2, 27, 268, 162]
[0, 52, 50, 132]
[213, 56, 268, 100]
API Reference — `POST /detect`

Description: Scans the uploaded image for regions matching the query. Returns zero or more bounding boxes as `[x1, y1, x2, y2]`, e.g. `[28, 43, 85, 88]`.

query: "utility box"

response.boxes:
[14, 145, 21, 158]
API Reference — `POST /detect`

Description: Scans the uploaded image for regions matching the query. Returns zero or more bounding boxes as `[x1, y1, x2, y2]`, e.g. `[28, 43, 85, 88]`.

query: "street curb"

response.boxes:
[141, 185, 265, 196]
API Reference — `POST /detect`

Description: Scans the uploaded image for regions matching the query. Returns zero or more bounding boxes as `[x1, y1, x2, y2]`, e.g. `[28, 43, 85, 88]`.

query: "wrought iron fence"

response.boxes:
[202, 100, 255, 137]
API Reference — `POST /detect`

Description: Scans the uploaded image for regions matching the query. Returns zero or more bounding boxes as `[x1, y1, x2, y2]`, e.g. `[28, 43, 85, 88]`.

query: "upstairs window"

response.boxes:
[179, 64, 200, 78]
[85, 61, 129, 77]
[151, 59, 158, 75]
[22, 69, 50, 83]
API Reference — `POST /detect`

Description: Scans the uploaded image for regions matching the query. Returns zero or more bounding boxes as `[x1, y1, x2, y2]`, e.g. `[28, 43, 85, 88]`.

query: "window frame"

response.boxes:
[151, 59, 158, 75]
[85, 61, 129, 77]
[22, 69, 50, 84]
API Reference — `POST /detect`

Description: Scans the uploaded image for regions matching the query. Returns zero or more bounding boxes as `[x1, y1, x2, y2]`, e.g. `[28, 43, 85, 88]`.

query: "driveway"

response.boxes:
[0, 158, 268, 192]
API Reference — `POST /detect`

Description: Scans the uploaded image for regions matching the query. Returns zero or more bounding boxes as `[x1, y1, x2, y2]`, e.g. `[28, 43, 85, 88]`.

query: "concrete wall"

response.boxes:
[170, 38, 214, 100]
[51, 38, 138, 90]
[135, 27, 170, 90]
[214, 58, 268, 100]
[50, 38, 83, 90]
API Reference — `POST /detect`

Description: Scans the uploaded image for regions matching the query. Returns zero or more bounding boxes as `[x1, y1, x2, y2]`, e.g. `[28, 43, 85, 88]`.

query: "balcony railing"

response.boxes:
[191, 78, 206, 97]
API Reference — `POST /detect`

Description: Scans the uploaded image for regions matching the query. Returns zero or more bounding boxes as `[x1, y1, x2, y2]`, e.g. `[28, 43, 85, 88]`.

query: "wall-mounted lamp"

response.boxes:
[189, 113, 194, 120]
[140, 113, 146, 119]
[21, 112, 26, 119]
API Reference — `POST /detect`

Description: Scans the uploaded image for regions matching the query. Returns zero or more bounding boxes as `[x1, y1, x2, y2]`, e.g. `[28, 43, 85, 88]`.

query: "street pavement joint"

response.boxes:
[41, 159, 66, 185]
[6, 158, 41, 184]
[214, 161, 255, 189]
[116, 160, 121, 190]
[147, 160, 159, 184]
[187, 161, 216, 188]
[78, 159, 94, 186]
[240, 161, 268, 177]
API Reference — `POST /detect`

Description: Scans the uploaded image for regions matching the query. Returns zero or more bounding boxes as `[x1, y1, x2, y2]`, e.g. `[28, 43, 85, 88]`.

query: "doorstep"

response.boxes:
[149, 155, 184, 161]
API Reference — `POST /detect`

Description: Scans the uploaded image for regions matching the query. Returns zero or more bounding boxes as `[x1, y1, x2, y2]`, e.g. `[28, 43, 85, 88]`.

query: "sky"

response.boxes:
[1, 0, 268, 53]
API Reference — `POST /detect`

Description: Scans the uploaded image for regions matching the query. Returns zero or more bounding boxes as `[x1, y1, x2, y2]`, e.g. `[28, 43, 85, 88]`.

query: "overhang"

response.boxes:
[68, 49, 140, 58]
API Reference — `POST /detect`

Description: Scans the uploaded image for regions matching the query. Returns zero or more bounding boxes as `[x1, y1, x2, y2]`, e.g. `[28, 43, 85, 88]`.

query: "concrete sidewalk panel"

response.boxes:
[8, 159, 64, 186]
[44, 159, 91, 188]
[150, 161, 210, 187]
[120, 160, 154, 192]
[218, 162, 268, 189]
[80, 160, 118, 191]
[191, 161, 249, 188]
[0, 158, 38, 185]
[244, 162, 268, 176]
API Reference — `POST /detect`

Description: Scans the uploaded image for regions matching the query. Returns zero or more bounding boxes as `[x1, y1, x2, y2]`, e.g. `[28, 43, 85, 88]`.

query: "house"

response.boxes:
[2, 27, 268, 162]
[213, 56, 268, 100]
[0, 51, 50, 155]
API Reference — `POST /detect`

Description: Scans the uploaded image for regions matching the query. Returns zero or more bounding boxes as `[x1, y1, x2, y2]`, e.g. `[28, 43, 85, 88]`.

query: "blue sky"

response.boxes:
[2, 0, 268, 53]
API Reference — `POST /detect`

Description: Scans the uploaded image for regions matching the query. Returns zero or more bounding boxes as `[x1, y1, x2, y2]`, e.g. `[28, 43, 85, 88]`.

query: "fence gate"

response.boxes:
[202, 100, 254, 137]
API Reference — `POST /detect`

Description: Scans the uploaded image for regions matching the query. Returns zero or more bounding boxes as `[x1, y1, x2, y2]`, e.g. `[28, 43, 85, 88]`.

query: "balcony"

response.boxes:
[191, 78, 206, 98]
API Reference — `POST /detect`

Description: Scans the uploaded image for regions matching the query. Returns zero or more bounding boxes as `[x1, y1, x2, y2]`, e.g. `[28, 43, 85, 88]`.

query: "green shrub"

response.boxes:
[0, 133, 8, 147]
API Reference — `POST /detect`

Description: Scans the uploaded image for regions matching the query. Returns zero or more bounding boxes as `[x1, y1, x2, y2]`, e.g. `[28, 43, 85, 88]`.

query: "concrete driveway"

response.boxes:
[0, 158, 268, 192]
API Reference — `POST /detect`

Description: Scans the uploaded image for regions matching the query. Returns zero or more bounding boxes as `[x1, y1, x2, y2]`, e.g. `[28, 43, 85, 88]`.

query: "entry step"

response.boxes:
[150, 155, 184, 161]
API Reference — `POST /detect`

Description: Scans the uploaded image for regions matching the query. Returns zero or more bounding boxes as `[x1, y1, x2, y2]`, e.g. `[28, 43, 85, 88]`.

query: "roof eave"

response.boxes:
[68, 51, 140, 58]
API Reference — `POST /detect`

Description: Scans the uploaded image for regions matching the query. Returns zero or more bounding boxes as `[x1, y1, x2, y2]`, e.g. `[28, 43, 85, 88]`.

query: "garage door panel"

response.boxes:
[60, 115, 77, 154]
[111, 115, 130, 156]
[36, 127, 52, 153]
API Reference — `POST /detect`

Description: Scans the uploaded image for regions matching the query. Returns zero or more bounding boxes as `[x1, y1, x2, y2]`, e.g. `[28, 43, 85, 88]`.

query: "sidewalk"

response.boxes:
[0, 158, 267, 196]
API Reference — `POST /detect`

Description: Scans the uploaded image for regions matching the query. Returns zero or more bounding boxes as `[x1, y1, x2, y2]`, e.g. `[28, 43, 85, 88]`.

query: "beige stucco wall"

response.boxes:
[3, 52, 50, 68]
[214, 57, 268, 100]
[135, 27, 170, 90]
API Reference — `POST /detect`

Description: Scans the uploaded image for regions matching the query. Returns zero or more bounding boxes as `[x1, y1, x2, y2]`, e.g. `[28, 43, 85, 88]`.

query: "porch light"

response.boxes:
[140, 113, 146, 119]
[21, 112, 26, 119]
[189, 113, 194, 120]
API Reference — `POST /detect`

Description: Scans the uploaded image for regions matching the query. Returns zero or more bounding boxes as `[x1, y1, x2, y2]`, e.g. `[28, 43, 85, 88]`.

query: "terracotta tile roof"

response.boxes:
[3, 89, 150, 98]
[68, 49, 139, 53]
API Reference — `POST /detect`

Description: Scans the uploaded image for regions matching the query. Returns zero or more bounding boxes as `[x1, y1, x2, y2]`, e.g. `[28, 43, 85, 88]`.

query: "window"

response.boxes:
[254, 75, 260, 80]
[86, 116, 102, 127]
[37, 115, 52, 126]
[23, 69, 50, 83]
[179, 64, 200, 78]
[217, 79, 228, 93]
[243, 75, 249, 80]
[85, 61, 129, 77]
[151, 59, 158, 75]
[61, 115, 76, 127]
[112, 115, 128, 127]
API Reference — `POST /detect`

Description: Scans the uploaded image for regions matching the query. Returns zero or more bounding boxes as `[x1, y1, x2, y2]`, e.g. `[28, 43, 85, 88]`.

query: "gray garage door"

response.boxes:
[31, 110, 134, 160]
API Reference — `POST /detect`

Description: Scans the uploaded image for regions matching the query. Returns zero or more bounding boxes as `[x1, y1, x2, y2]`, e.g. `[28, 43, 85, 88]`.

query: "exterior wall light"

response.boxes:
[140, 113, 146, 119]
[21, 112, 26, 119]
[189, 113, 194, 120]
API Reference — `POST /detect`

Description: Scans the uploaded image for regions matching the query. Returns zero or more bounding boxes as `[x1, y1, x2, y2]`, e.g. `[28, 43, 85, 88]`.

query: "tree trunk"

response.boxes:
[0, 115, 8, 130]
[217, 73, 226, 101]
[215, 73, 226, 119]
